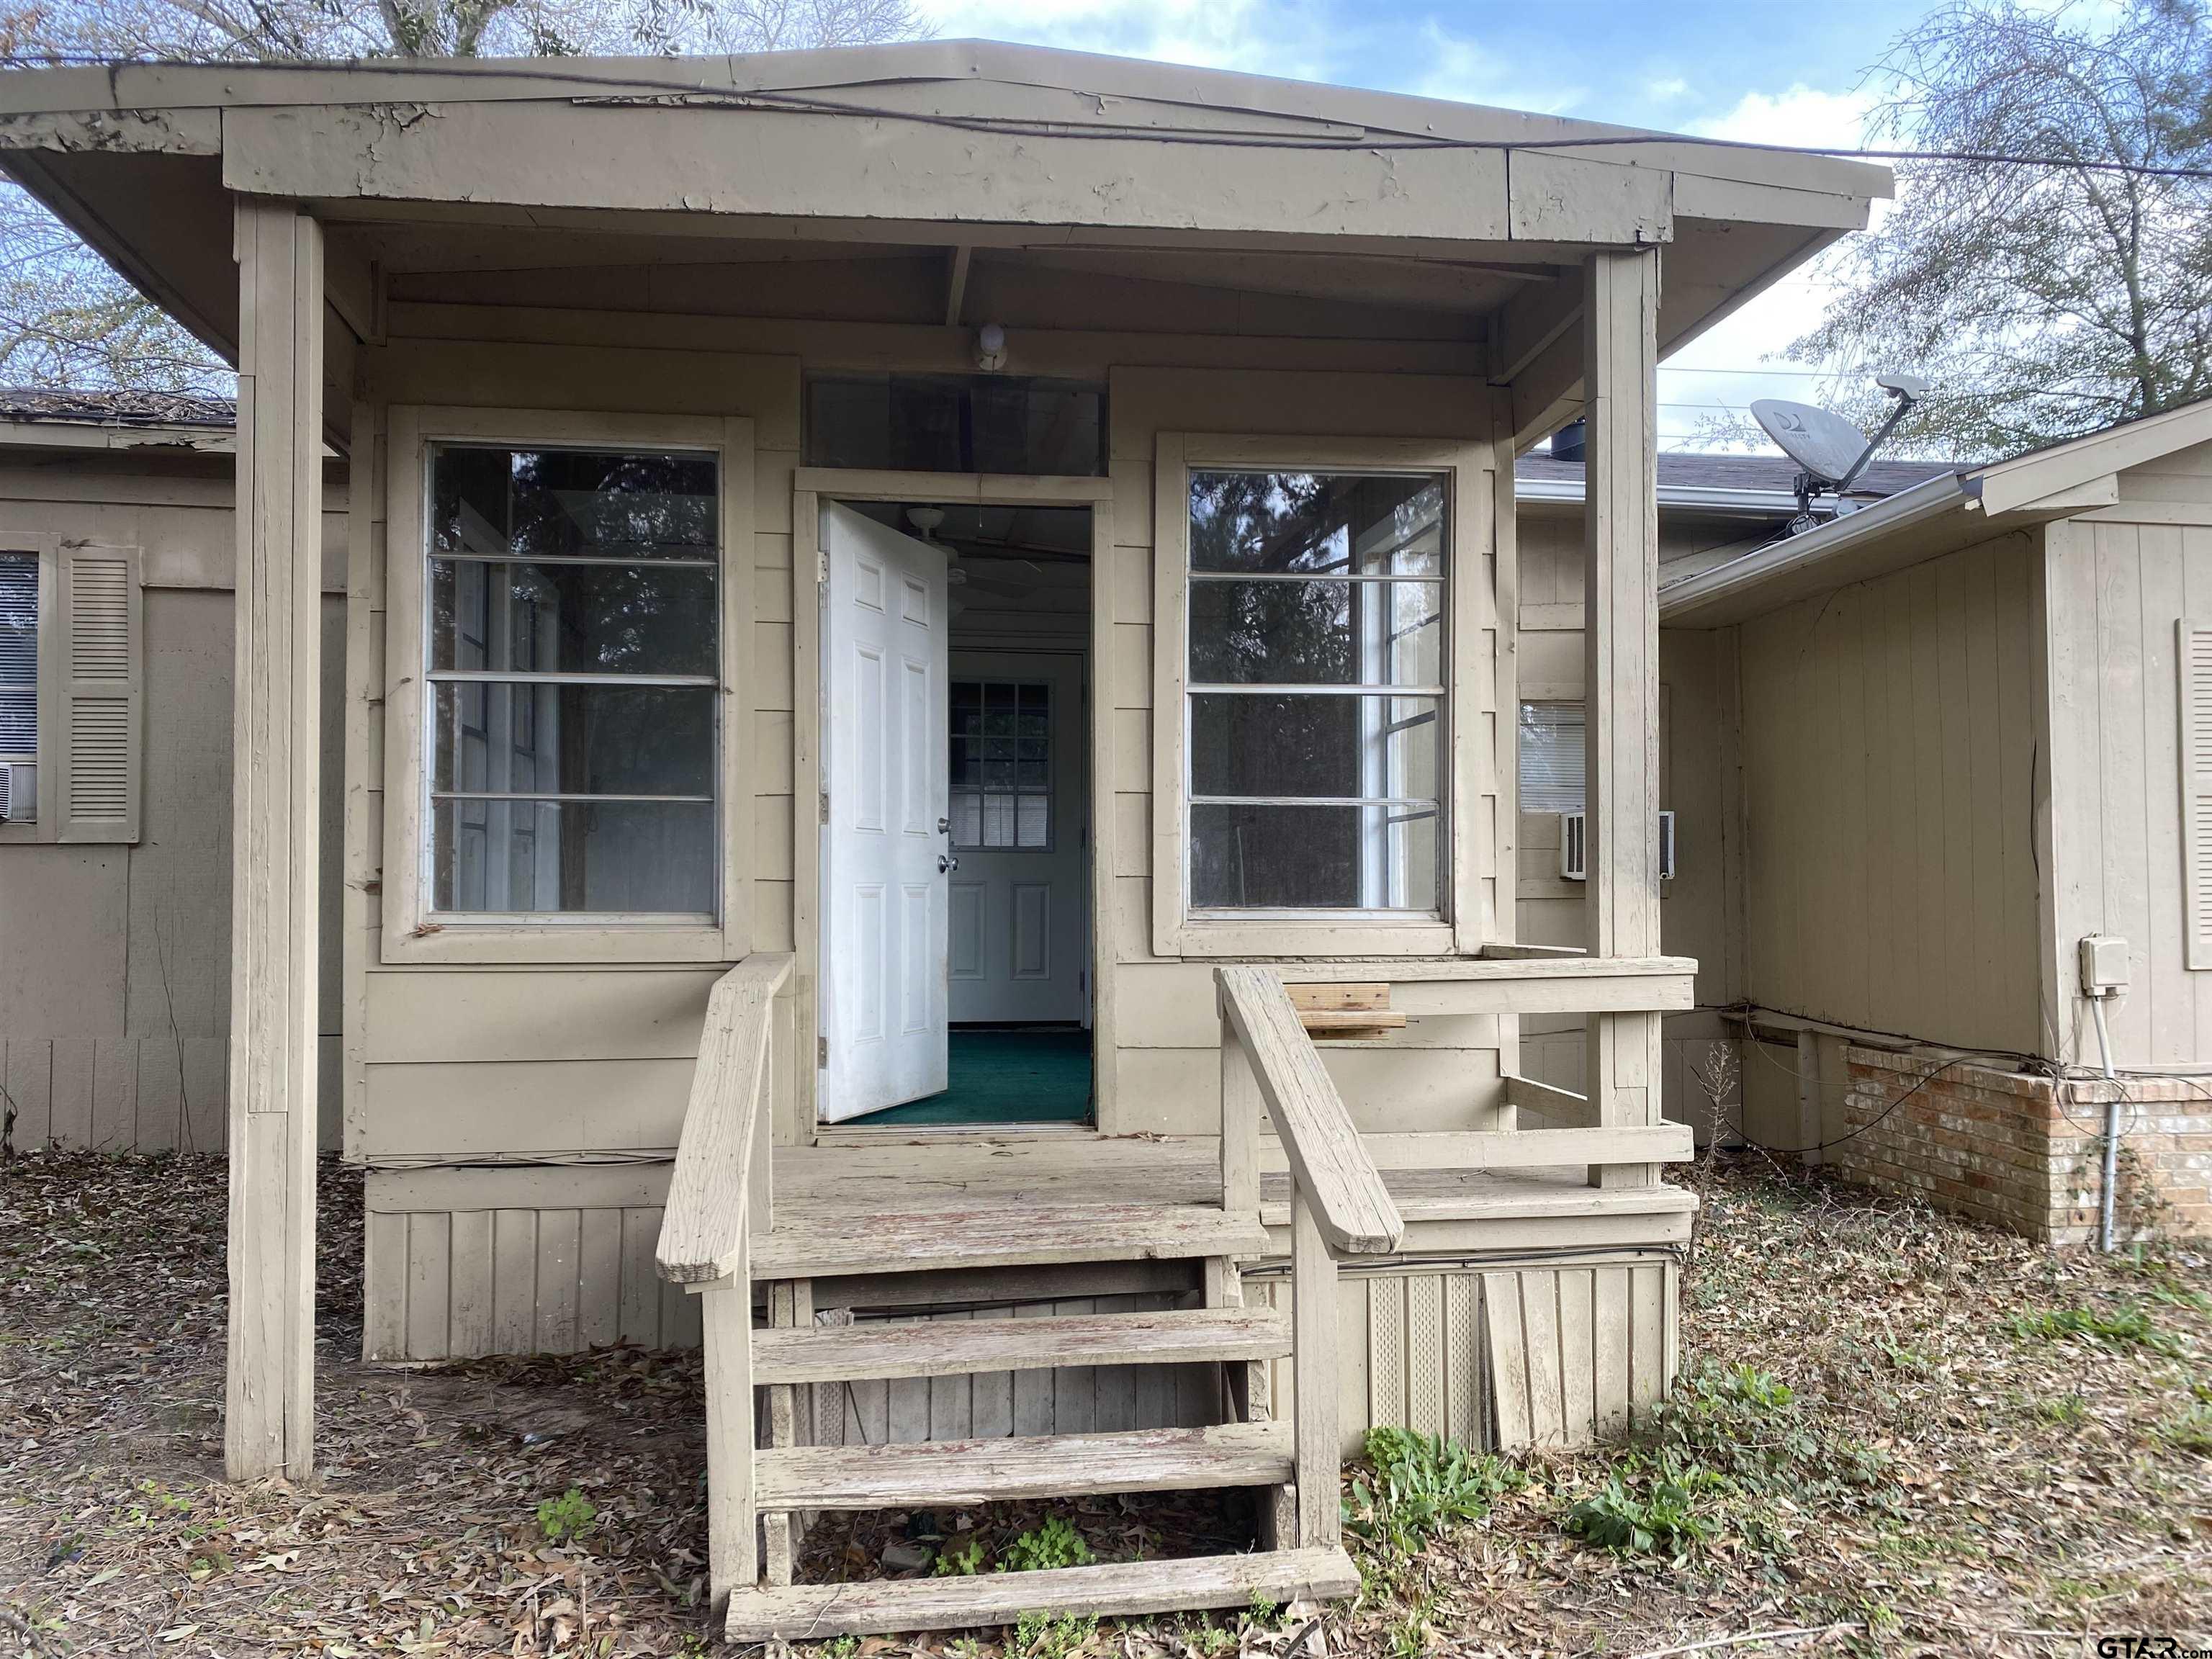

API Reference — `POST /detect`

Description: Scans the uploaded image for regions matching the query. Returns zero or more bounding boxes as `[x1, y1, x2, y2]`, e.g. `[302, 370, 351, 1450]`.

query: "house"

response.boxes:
[0, 42, 1890, 1639]
[0, 390, 348, 1154]
[1653, 399, 2212, 1245]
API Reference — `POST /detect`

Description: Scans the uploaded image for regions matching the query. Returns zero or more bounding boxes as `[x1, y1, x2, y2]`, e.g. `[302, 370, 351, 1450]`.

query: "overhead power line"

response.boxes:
[3, 53, 2211, 179]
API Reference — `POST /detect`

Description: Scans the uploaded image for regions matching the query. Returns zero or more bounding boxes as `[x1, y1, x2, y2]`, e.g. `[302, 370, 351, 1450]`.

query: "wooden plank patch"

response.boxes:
[755, 1421, 1292, 1509]
[725, 1545, 1359, 1640]
[752, 1202, 1270, 1279]
[754, 1307, 1290, 1385]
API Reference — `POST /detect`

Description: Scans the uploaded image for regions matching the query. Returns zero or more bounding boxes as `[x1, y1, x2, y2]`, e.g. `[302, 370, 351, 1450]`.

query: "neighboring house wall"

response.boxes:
[2042, 439, 2212, 1073]
[1735, 532, 2045, 1058]
[0, 444, 346, 1153]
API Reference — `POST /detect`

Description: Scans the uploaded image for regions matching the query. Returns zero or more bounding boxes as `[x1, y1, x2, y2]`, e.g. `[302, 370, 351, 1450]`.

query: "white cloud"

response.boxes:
[1688, 83, 1874, 150]
[1645, 75, 1689, 104]
[919, 0, 1336, 81]
[1408, 22, 1586, 115]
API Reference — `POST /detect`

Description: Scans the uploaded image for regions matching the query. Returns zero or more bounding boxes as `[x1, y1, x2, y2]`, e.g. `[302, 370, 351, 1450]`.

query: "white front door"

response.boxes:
[819, 503, 950, 1123]
[947, 651, 1089, 1025]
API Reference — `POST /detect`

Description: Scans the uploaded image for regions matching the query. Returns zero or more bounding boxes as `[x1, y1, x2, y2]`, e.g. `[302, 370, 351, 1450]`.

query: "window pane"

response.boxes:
[0, 552, 34, 755]
[432, 446, 716, 560]
[1191, 694, 1439, 801]
[1189, 580, 1440, 685]
[1189, 472, 1444, 575]
[433, 798, 713, 914]
[433, 683, 714, 796]
[1519, 701, 1586, 814]
[1191, 802, 1439, 911]
[806, 374, 1108, 476]
[430, 559, 716, 675]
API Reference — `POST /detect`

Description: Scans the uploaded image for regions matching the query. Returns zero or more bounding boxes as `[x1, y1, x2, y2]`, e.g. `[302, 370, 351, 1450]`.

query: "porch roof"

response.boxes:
[0, 40, 1888, 447]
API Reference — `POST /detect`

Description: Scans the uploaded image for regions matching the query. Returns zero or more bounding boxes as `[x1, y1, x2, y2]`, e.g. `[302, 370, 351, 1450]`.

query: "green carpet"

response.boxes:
[858, 1028, 1093, 1126]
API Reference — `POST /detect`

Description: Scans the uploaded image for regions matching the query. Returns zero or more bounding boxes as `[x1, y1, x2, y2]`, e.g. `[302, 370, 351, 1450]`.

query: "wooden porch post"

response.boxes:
[1581, 249, 1663, 1188]
[225, 198, 325, 1481]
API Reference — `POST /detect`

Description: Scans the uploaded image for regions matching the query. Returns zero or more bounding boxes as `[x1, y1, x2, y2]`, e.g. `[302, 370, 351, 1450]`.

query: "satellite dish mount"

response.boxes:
[1752, 375, 1930, 534]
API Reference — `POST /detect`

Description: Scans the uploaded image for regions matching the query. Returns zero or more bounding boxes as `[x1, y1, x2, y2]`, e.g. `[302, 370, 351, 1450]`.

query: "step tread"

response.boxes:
[754, 1306, 1290, 1385]
[724, 1545, 1358, 1640]
[752, 1200, 1269, 1279]
[755, 1420, 1292, 1510]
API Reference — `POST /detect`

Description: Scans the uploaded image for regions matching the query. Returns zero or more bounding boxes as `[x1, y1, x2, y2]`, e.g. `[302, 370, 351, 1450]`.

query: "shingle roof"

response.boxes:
[1516, 451, 1961, 501]
[0, 387, 235, 428]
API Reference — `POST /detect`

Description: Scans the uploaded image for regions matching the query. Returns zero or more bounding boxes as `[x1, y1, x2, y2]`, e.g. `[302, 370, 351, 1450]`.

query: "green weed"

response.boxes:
[1563, 1471, 1717, 1560]
[535, 1488, 596, 1545]
[1015, 1609, 1097, 1658]
[2002, 1303, 2175, 1354]
[1001, 1514, 1093, 1573]
[1344, 1426, 1525, 1559]
[933, 1536, 988, 1576]
[2157, 1401, 2212, 1455]
[2036, 1393, 2090, 1426]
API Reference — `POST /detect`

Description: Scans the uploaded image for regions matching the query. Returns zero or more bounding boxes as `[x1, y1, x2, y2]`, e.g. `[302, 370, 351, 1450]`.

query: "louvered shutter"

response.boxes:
[2185, 620, 2212, 970]
[55, 544, 140, 843]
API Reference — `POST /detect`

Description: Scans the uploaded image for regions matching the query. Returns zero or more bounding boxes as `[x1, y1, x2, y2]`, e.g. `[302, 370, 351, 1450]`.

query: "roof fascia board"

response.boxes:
[229, 101, 1671, 252]
[1515, 478, 1815, 516]
[1974, 398, 2212, 515]
[0, 45, 1886, 204]
[1657, 472, 1973, 625]
[0, 420, 235, 453]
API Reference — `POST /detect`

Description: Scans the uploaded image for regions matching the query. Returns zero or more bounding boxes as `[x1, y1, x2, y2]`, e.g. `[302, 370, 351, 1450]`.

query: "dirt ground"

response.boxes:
[1, 1148, 2206, 1658]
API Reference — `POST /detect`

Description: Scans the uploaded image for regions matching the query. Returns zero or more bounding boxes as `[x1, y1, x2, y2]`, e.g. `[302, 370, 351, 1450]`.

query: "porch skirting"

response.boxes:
[364, 1164, 1677, 1453]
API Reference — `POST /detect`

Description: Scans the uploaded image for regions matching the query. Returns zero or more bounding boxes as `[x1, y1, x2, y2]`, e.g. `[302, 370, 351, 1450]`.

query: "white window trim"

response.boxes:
[0, 534, 55, 846]
[379, 406, 756, 966]
[1151, 433, 1496, 958]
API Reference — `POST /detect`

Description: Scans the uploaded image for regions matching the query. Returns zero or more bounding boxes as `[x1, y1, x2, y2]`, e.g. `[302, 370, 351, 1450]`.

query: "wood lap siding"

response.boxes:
[2183, 621, 2212, 970]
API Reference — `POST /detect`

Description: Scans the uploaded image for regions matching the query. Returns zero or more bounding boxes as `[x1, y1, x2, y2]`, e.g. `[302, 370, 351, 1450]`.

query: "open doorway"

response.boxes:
[817, 497, 1094, 1129]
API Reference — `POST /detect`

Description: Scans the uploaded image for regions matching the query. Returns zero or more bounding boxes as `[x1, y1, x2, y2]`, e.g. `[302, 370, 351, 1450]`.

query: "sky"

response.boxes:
[914, 0, 1943, 448]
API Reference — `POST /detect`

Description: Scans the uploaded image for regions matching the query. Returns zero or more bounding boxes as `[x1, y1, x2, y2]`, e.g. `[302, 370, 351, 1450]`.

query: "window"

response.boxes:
[1519, 701, 1586, 814]
[950, 678, 1051, 849]
[806, 374, 1107, 476]
[1184, 469, 1446, 912]
[424, 444, 719, 917]
[0, 552, 33, 822]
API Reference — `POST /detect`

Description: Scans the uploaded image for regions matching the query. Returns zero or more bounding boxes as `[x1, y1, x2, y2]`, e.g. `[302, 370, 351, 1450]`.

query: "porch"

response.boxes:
[660, 951, 1694, 1639]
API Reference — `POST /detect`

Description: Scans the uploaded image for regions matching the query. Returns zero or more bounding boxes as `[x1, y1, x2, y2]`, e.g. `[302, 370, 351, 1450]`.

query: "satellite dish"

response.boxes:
[1751, 400, 1869, 487]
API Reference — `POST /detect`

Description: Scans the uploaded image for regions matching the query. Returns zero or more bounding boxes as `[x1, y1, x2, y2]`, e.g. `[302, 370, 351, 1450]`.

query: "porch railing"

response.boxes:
[656, 950, 793, 1604]
[1216, 965, 1403, 1549]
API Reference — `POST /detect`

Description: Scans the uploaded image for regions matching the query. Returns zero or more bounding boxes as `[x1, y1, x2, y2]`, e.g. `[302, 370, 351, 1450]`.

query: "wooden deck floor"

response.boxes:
[760, 1134, 1694, 1282]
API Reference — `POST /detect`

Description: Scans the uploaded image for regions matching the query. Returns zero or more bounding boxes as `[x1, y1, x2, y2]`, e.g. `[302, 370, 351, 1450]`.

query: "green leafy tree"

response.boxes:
[1791, 0, 2212, 459]
[0, 0, 931, 388]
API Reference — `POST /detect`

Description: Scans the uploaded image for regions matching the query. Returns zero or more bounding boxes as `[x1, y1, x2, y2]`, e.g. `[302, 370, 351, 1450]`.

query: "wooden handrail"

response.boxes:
[1216, 965, 1403, 1256]
[657, 953, 794, 1285]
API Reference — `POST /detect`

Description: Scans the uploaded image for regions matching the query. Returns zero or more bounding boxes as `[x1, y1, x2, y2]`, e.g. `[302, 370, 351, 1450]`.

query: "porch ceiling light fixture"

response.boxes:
[976, 322, 1007, 372]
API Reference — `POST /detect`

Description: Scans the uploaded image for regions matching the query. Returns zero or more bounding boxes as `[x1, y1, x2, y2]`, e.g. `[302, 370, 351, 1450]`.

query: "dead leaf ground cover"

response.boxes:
[0, 1148, 2206, 1658]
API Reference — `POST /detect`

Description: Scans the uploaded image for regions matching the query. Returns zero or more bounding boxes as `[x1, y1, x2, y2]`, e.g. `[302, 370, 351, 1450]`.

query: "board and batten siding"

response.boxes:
[0, 446, 349, 1152]
[2042, 438, 2212, 1069]
[1735, 532, 2044, 1057]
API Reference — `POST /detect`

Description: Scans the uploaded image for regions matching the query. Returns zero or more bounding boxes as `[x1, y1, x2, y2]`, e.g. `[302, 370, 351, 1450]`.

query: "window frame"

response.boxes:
[1151, 433, 1496, 958]
[0, 536, 54, 845]
[380, 407, 755, 966]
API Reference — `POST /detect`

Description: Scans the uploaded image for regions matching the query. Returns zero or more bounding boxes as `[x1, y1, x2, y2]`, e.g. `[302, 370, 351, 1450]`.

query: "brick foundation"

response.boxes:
[1835, 1049, 2212, 1244]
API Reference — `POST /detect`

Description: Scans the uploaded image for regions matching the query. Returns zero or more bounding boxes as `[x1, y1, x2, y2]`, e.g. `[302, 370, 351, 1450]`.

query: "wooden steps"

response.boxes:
[752, 1200, 1269, 1279]
[755, 1421, 1292, 1510]
[724, 1545, 1360, 1640]
[753, 1305, 1290, 1384]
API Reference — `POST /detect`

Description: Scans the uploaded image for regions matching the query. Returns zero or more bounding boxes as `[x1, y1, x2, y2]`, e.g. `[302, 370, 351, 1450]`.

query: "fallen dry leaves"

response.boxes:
[0, 1149, 2207, 1658]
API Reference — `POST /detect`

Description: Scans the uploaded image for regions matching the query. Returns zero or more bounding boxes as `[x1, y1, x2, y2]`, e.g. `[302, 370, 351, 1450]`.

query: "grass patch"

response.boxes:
[2002, 1303, 2177, 1354]
[1344, 1427, 1524, 1560]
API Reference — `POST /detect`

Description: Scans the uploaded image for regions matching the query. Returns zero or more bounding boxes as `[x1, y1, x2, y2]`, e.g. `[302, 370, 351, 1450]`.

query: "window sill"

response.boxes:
[1164, 917, 1462, 958]
[377, 920, 737, 968]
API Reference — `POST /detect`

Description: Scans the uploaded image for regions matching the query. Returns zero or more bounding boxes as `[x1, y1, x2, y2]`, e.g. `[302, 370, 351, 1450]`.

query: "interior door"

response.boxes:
[948, 651, 1089, 1025]
[819, 503, 950, 1122]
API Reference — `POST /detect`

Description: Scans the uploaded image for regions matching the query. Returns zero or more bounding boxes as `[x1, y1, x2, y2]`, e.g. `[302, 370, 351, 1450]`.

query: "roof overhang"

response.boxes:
[1660, 396, 2212, 627]
[0, 40, 1888, 415]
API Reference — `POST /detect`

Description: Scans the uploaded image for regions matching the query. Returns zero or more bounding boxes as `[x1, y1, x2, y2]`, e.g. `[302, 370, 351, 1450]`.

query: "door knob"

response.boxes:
[938, 854, 960, 874]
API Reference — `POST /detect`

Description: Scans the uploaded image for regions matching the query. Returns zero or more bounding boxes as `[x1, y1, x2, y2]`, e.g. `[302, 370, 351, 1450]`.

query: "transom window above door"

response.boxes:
[1184, 469, 1447, 914]
[424, 443, 720, 918]
[949, 678, 1052, 850]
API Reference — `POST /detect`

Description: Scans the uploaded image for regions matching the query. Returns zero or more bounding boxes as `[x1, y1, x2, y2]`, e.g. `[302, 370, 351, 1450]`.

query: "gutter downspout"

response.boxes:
[2088, 994, 2123, 1252]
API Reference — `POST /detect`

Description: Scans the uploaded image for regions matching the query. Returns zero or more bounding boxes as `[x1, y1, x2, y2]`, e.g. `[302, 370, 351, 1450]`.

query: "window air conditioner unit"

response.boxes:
[1558, 811, 1675, 882]
[0, 760, 28, 824]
